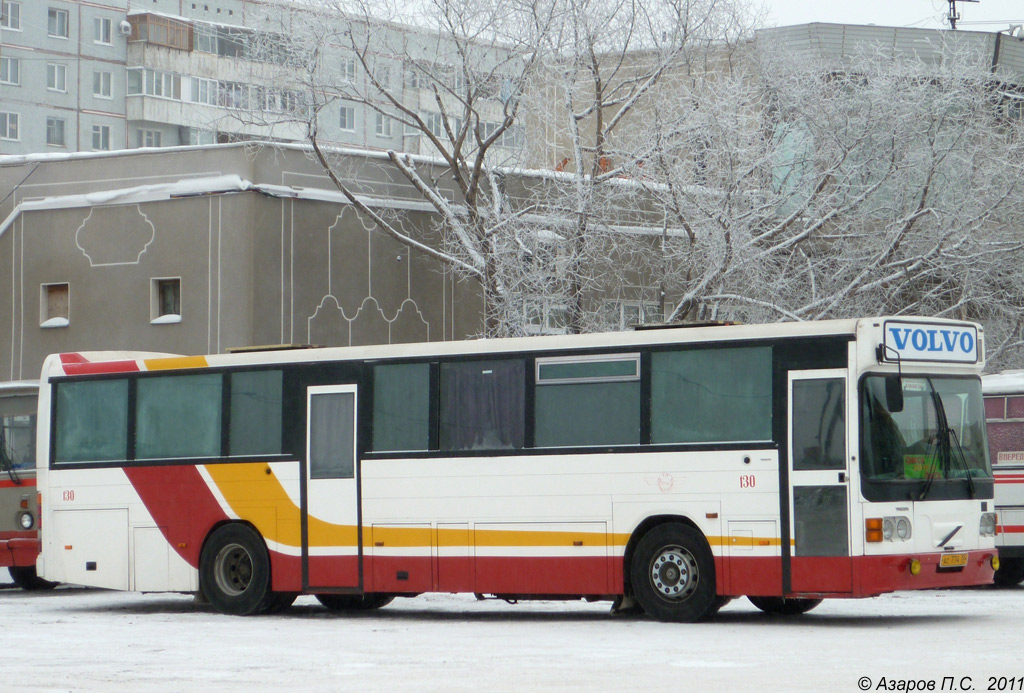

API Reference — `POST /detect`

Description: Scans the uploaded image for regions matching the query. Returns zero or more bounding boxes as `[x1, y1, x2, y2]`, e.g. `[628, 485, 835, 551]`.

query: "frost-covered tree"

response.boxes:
[623, 35, 1024, 368]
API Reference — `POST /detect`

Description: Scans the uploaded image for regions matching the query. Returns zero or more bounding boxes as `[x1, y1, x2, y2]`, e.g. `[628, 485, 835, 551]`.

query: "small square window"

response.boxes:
[94, 16, 112, 44]
[339, 105, 355, 132]
[1, 1, 22, 31]
[151, 278, 181, 324]
[0, 56, 19, 85]
[91, 124, 111, 150]
[41, 283, 69, 328]
[47, 63, 67, 92]
[46, 117, 66, 147]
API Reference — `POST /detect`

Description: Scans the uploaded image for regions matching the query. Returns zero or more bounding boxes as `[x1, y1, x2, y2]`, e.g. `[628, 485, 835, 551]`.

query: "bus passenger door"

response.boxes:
[303, 384, 361, 592]
[787, 370, 853, 594]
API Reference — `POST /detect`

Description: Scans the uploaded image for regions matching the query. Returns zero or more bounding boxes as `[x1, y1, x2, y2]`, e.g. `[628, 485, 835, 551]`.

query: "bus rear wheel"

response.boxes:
[316, 593, 395, 611]
[8, 566, 57, 591]
[200, 523, 277, 616]
[630, 523, 718, 622]
[747, 596, 823, 615]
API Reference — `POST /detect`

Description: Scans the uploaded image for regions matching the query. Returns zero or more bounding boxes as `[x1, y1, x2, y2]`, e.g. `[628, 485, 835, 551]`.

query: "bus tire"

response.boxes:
[315, 593, 395, 611]
[630, 523, 718, 623]
[200, 523, 275, 616]
[993, 557, 1024, 587]
[8, 566, 57, 591]
[747, 596, 823, 615]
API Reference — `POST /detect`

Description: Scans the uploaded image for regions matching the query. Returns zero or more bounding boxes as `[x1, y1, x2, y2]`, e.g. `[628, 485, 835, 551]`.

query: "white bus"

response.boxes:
[981, 371, 1024, 586]
[36, 317, 997, 620]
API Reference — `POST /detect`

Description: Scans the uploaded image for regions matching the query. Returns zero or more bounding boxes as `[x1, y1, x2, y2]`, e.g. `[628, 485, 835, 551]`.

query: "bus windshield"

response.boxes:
[860, 375, 991, 497]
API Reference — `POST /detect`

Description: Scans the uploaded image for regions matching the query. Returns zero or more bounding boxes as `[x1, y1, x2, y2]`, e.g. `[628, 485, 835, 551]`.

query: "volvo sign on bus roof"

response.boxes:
[883, 320, 979, 364]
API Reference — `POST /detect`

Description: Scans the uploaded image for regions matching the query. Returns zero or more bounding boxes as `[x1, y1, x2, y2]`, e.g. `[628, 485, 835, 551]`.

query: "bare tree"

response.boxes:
[238, 0, 558, 336]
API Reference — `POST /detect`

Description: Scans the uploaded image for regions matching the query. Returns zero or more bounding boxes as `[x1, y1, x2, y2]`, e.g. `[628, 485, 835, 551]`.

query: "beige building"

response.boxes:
[0, 143, 488, 384]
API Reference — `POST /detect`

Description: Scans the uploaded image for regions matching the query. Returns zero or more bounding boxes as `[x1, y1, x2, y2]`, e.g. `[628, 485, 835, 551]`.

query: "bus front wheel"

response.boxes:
[200, 523, 276, 616]
[630, 523, 718, 622]
[747, 596, 823, 615]
[993, 557, 1024, 587]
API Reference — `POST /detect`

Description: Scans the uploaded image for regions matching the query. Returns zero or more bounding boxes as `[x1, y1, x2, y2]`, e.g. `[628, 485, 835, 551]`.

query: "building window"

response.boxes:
[48, 8, 69, 38]
[144, 70, 181, 99]
[137, 129, 162, 148]
[1, 1, 21, 31]
[41, 283, 69, 328]
[524, 298, 568, 335]
[0, 112, 18, 141]
[375, 112, 392, 137]
[339, 105, 355, 132]
[47, 63, 67, 92]
[151, 277, 180, 323]
[341, 57, 357, 82]
[93, 70, 112, 99]
[46, 117, 66, 147]
[94, 16, 112, 44]
[190, 77, 217, 105]
[92, 124, 111, 150]
[0, 56, 19, 86]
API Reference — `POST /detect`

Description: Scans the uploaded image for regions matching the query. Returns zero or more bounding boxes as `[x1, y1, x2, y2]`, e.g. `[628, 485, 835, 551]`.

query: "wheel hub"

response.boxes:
[650, 547, 697, 600]
[214, 542, 253, 597]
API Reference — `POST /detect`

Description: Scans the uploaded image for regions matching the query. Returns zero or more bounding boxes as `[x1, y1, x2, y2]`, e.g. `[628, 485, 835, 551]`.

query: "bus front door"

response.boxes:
[787, 370, 853, 594]
[303, 384, 361, 591]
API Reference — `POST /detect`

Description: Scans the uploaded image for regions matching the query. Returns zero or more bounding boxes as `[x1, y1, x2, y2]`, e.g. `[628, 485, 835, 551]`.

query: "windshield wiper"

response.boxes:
[948, 427, 977, 500]
[918, 382, 951, 501]
[0, 430, 20, 486]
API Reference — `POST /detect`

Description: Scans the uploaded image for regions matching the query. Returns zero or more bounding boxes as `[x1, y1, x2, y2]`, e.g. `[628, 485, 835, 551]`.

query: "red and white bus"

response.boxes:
[1, 382, 53, 590]
[982, 371, 1024, 586]
[35, 317, 997, 620]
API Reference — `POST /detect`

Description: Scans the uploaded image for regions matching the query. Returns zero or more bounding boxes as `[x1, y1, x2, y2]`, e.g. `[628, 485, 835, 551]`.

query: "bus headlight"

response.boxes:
[18, 511, 34, 530]
[882, 518, 895, 541]
[896, 517, 912, 541]
[980, 513, 997, 537]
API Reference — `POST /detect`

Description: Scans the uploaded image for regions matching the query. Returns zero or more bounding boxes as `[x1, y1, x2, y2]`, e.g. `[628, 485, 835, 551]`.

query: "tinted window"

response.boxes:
[652, 347, 772, 443]
[535, 355, 640, 447]
[373, 363, 430, 452]
[55, 379, 129, 463]
[136, 374, 222, 459]
[440, 360, 524, 451]
[792, 378, 845, 471]
[230, 370, 283, 456]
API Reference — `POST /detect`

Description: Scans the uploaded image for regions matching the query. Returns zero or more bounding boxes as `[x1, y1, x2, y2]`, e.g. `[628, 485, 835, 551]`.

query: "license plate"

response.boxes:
[939, 553, 968, 568]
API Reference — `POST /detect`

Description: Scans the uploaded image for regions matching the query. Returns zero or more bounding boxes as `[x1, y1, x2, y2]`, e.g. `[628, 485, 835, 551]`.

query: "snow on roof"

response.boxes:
[982, 370, 1024, 394]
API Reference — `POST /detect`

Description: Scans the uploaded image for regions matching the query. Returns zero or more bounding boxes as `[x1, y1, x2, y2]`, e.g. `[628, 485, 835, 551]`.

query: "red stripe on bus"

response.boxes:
[0, 478, 35, 489]
[62, 361, 140, 376]
[998, 525, 1024, 534]
[59, 353, 89, 365]
[123, 466, 229, 570]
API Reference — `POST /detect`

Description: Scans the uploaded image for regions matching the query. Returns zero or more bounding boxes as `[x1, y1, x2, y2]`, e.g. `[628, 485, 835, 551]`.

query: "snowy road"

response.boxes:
[2, 575, 1021, 692]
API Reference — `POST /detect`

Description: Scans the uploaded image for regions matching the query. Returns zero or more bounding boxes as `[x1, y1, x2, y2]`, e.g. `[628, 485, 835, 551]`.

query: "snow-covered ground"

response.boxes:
[2, 574, 1021, 692]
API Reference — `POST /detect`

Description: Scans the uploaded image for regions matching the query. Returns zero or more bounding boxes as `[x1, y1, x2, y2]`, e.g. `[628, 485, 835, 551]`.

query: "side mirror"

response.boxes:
[885, 375, 904, 413]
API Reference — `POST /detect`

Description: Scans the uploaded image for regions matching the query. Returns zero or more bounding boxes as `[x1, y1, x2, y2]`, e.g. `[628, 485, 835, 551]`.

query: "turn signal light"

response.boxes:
[866, 518, 883, 543]
[992, 554, 1001, 572]
[909, 559, 922, 576]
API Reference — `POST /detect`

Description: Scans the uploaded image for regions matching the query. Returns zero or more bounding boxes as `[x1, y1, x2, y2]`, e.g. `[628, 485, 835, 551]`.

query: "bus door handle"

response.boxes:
[838, 472, 846, 483]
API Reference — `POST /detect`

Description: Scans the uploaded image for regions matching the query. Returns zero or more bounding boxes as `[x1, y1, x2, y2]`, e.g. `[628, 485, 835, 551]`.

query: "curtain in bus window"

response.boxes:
[136, 374, 222, 459]
[55, 379, 129, 463]
[373, 363, 430, 451]
[651, 347, 772, 443]
[439, 360, 524, 451]
[309, 392, 354, 479]
[229, 370, 283, 456]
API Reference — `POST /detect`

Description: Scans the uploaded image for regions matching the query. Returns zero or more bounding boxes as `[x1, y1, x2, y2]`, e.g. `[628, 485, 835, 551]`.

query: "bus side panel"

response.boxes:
[0, 478, 40, 568]
[983, 397, 1024, 557]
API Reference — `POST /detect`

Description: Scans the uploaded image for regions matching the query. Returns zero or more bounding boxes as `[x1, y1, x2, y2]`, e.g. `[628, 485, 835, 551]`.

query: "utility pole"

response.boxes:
[947, 0, 980, 30]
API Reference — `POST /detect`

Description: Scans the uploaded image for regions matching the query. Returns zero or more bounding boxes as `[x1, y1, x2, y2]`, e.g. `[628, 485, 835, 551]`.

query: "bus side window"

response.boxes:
[372, 363, 430, 452]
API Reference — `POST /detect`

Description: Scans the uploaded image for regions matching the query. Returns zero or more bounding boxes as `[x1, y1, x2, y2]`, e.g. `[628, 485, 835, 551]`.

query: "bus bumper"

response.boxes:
[855, 550, 997, 594]
[0, 534, 40, 569]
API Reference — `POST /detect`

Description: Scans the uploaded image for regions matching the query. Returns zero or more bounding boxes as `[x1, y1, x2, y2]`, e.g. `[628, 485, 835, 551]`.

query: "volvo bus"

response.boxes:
[35, 317, 997, 620]
[981, 370, 1024, 586]
[1, 382, 52, 590]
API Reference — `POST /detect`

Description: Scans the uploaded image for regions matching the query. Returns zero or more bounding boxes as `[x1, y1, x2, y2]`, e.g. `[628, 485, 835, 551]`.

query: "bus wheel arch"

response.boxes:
[626, 518, 719, 622]
[199, 521, 277, 616]
[8, 566, 57, 591]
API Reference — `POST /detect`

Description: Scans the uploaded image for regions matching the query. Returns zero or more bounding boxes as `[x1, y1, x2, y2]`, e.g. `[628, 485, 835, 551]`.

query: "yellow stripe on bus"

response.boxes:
[202, 463, 786, 551]
[144, 356, 210, 371]
[203, 463, 357, 548]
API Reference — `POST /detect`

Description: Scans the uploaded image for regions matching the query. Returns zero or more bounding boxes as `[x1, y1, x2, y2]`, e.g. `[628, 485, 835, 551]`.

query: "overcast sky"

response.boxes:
[761, 0, 1024, 32]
